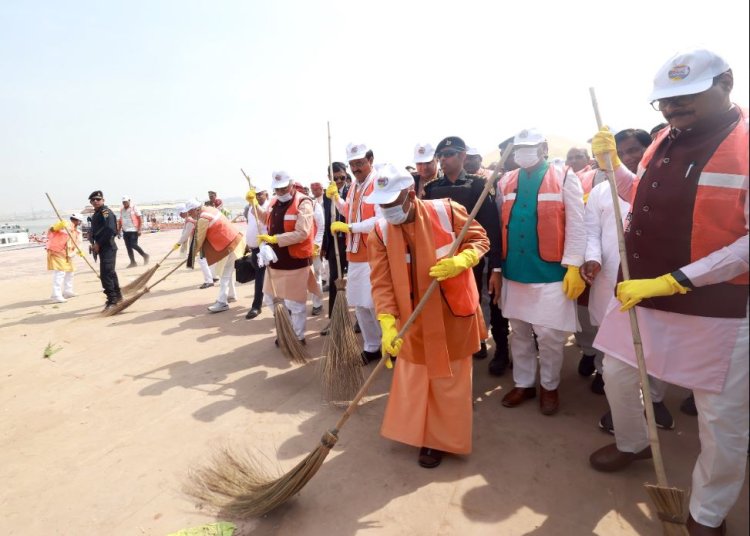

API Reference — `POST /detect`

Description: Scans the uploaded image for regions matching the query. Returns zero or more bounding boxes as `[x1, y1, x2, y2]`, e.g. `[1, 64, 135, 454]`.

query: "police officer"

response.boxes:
[423, 136, 509, 375]
[88, 191, 122, 310]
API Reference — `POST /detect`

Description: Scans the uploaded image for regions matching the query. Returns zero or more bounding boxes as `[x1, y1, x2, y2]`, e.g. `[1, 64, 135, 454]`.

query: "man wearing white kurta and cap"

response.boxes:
[588, 49, 748, 535]
[259, 171, 322, 343]
[175, 202, 216, 289]
[497, 128, 586, 415]
[326, 142, 383, 363]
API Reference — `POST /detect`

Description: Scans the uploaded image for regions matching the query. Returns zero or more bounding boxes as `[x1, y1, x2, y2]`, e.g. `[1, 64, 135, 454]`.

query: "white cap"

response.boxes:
[69, 212, 84, 221]
[513, 128, 546, 147]
[185, 198, 202, 211]
[413, 142, 435, 163]
[649, 49, 730, 101]
[364, 164, 414, 205]
[466, 147, 481, 156]
[270, 170, 292, 189]
[346, 142, 369, 162]
[122, 195, 131, 202]
[174, 203, 187, 214]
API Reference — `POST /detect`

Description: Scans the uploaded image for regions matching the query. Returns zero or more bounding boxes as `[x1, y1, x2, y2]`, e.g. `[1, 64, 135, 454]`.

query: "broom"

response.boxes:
[120, 246, 178, 295]
[590, 88, 688, 535]
[185, 146, 513, 518]
[320, 121, 364, 403]
[44, 192, 100, 279]
[241, 169, 308, 365]
[101, 258, 188, 317]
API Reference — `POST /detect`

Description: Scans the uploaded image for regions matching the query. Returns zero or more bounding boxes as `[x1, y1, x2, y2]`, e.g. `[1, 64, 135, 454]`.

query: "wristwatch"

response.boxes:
[670, 270, 694, 290]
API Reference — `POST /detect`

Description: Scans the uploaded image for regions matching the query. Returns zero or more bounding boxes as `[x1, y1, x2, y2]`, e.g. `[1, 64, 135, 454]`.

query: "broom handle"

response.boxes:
[589, 87, 668, 487]
[45, 192, 100, 279]
[145, 258, 187, 291]
[333, 144, 514, 432]
[155, 244, 177, 266]
[327, 121, 344, 281]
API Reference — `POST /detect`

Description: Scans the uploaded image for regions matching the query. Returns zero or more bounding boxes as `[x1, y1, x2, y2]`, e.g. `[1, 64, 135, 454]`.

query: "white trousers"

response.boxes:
[198, 256, 214, 284]
[216, 252, 236, 304]
[575, 305, 604, 368]
[51, 270, 74, 299]
[264, 295, 307, 340]
[355, 305, 381, 353]
[603, 324, 749, 527]
[509, 319, 567, 390]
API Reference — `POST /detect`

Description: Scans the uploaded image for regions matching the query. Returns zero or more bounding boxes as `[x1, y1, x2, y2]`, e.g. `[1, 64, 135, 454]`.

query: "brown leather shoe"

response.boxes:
[687, 515, 726, 535]
[502, 387, 536, 408]
[539, 386, 559, 415]
[589, 443, 653, 472]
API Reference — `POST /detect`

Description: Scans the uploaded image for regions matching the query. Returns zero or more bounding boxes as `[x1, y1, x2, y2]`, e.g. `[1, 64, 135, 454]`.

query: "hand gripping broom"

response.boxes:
[120, 246, 178, 295]
[319, 121, 364, 403]
[101, 258, 187, 316]
[184, 146, 514, 518]
[45, 193, 100, 279]
[241, 169, 308, 364]
[590, 87, 688, 535]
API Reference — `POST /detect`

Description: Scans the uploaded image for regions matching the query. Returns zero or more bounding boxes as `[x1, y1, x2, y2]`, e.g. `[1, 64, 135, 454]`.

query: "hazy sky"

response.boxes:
[1, 0, 748, 216]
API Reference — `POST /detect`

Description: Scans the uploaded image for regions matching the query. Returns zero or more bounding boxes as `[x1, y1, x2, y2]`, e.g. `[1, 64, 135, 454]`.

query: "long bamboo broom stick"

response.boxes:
[589, 88, 688, 535]
[241, 169, 308, 364]
[120, 246, 178, 295]
[185, 146, 514, 518]
[101, 259, 187, 317]
[44, 192, 100, 279]
[320, 121, 364, 402]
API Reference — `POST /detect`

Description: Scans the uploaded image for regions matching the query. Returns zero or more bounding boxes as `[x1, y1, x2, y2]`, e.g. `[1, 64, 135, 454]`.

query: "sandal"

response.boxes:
[418, 447, 444, 469]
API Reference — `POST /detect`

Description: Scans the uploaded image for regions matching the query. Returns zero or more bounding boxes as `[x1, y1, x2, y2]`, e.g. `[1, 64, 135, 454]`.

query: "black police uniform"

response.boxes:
[91, 203, 122, 305]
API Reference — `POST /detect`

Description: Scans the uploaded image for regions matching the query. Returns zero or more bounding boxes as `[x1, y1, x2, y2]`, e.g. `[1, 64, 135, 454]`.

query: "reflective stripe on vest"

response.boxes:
[267, 193, 314, 259]
[636, 108, 749, 285]
[500, 166, 566, 262]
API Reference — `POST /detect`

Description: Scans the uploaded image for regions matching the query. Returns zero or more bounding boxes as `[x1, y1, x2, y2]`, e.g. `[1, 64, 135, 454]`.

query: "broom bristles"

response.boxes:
[645, 484, 690, 535]
[120, 264, 159, 295]
[101, 288, 148, 317]
[185, 431, 338, 518]
[274, 301, 308, 364]
[320, 289, 364, 403]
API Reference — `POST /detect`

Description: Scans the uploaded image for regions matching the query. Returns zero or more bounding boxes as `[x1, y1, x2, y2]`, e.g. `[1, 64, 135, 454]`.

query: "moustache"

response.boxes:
[664, 110, 694, 120]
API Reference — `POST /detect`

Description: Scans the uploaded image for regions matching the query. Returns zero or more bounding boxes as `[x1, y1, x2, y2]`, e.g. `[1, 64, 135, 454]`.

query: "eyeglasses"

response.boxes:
[90, 197, 103, 201]
[333, 175, 346, 182]
[437, 150, 460, 159]
[650, 93, 699, 111]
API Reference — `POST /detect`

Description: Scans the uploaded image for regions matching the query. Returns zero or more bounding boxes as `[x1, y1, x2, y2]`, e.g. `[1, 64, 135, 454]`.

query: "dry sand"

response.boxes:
[1, 230, 747, 536]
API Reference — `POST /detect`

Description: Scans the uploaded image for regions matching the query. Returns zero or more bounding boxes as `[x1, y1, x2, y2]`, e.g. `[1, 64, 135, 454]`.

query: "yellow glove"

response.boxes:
[257, 234, 278, 244]
[428, 249, 479, 281]
[562, 265, 586, 300]
[616, 274, 690, 311]
[245, 188, 258, 206]
[77, 250, 85, 257]
[172, 242, 181, 251]
[51, 220, 66, 232]
[330, 221, 350, 234]
[313, 243, 320, 256]
[378, 313, 403, 368]
[325, 182, 339, 200]
[591, 126, 622, 170]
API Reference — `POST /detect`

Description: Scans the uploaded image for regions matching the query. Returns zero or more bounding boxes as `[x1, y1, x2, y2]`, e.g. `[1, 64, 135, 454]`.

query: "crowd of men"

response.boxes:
[73, 48, 746, 534]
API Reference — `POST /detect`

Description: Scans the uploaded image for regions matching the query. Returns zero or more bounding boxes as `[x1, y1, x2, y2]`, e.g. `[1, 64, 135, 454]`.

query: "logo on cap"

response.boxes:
[274, 175, 282, 181]
[377, 177, 389, 188]
[418, 147, 425, 154]
[519, 130, 529, 138]
[668, 64, 691, 81]
[445, 140, 452, 146]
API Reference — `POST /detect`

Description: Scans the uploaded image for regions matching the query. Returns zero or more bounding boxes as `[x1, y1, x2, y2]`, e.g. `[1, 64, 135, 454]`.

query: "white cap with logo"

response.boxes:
[270, 170, 292, 189]
[413, 142, 435, 163]
[122, 195, 131, 202]
[649, 49, 730, 101]
[346, 142, 369, 162]
[364, 164, 415, 205]
[70, 212, 85, 221]
[513, 128, 546, 147]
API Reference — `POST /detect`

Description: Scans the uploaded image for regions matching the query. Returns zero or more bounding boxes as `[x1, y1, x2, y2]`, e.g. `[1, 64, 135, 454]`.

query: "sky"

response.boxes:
[1, 0, 748, 217]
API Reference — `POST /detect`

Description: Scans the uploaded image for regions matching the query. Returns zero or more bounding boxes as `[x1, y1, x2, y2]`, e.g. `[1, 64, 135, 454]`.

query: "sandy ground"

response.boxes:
[0, 230, 747, 536]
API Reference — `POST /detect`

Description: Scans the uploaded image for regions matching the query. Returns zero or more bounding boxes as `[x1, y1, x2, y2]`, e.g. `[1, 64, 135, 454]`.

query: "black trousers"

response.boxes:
[472, 256, 509, 352]
[123, 231, 147, 263]
[250, 248, 266, 310]
[99, 247, 122, 303]
[326, 255, 348, 318]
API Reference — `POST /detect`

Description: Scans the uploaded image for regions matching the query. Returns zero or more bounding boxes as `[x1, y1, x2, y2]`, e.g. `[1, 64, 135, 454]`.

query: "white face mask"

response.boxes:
[382, 199, 409, 225]
[514, 147, 541, 169]
[277, 192, 292, 203]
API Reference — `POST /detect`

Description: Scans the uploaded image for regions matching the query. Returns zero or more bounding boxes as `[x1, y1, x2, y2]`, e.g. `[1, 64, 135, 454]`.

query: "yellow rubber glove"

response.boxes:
[378, 313, 403, 368]
[428, 249, 479, 281]
[616, 274, 690, 311]
[562, 265, 586, 300]
[77, 250, 85, 257]
[325, 182, 339, 200]
[257, 234, 278, 244]
[245, 188, 258, 206]
[51, 220, 67, 232]
[172, 242, 181, 251]
[591, 126, 622, 171]
[330, 221, 350, 234]
[313, 243, 320, 256]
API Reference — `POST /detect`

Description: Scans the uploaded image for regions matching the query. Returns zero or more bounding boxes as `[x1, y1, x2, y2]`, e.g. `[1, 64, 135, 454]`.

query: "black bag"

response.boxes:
[235, 250, 258, 283]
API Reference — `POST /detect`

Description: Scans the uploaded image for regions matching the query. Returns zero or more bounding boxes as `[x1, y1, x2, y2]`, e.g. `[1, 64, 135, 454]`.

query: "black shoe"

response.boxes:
[591, 373, 605, 395]
[103, 302, 117, 311]
[199, 282, 214, 289]
[274, 338, 279, 347]
[143, 254, 150, 265]
[652, 401, 675, 430]
[213, 277, 220, 283]
[599, 411, 614, 434]
[488, 348, 509, 376]
[578, 354, 596, 377]
[311, 306, 323, 316]
[353, 321, 361, 334]
[680, 393, 698, 416]
[361, 348, 381, 364]
[418, 447, 444, 468]
[245, 308, 261, 319]
[473, 341, 488, 360]
[320, 323, 330, 336]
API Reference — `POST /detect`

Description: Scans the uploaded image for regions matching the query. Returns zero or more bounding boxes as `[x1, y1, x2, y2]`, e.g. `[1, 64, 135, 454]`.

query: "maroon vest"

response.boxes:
[268, 198, 311, 271]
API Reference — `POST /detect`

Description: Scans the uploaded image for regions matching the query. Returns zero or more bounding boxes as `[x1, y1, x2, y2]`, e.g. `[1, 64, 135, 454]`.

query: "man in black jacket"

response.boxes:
[88, 190, 122, 310]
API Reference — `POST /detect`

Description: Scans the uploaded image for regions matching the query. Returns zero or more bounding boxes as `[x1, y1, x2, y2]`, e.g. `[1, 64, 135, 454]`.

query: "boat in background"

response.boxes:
[0, 223, 42, 250]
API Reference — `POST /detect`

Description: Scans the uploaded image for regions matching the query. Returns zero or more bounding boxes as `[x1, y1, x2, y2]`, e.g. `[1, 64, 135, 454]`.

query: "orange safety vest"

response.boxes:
[499, 165, 566, 263]
[374, 199, 479, 317]
[199, 205, 240, 252]
[577, 168, 597, 196]
[118, 206, 141, 230]
[46, 225, 79, 254]
[635, 107, 749, 285]
[342, 176, 377, 257]
[267, 193, 315, 259]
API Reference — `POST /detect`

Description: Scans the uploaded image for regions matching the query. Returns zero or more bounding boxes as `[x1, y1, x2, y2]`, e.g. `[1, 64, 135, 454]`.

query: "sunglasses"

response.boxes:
[90, 197, 103, 201]
[333, 175, 347, 182]
[437, 150, 460, 159]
